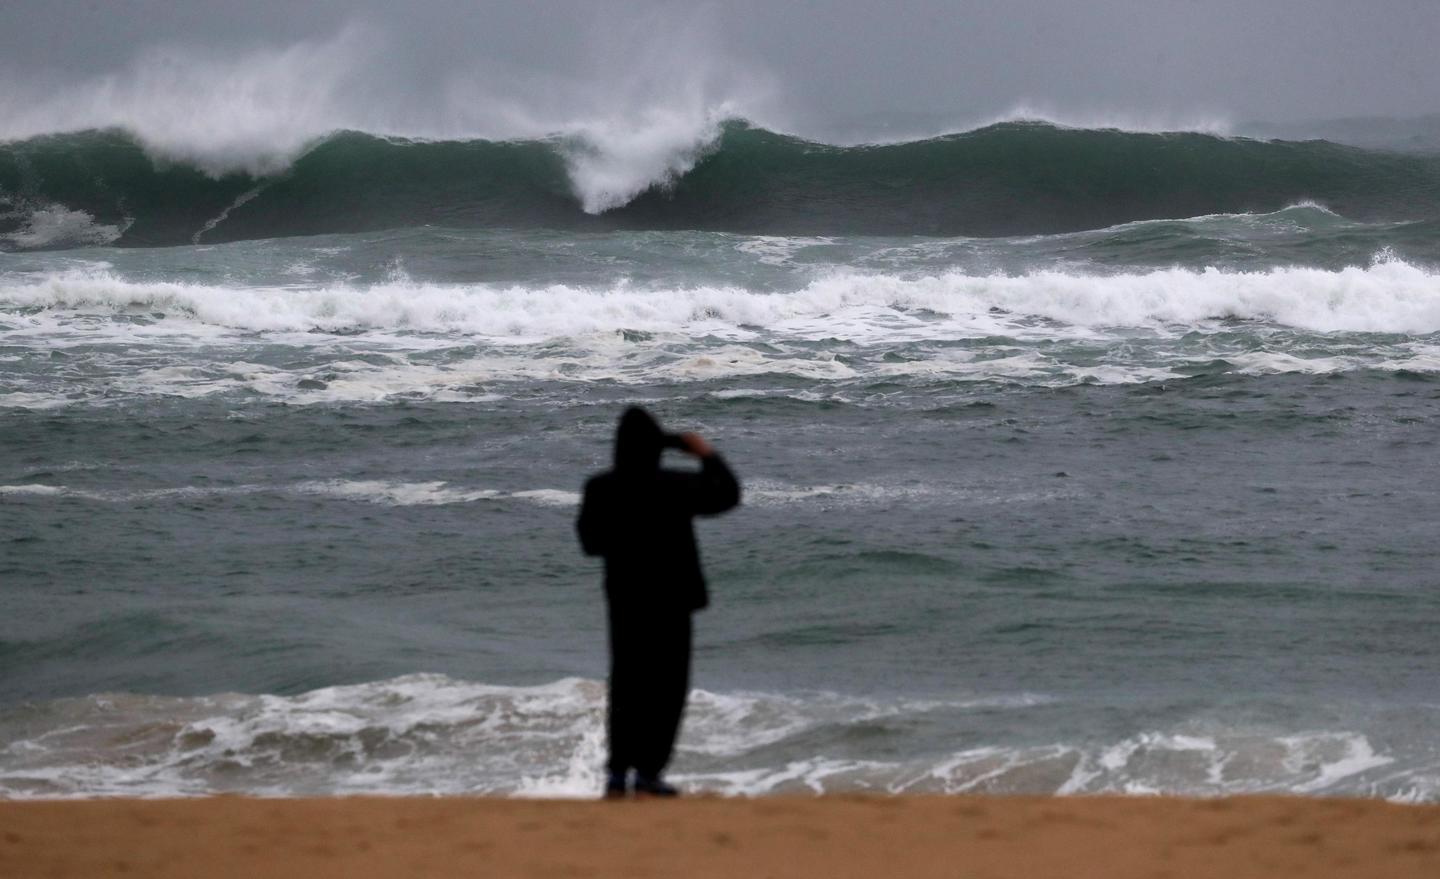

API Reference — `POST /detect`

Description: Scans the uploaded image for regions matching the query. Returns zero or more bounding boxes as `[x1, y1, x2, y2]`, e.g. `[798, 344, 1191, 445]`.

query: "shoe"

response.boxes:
[603, 771, 629, 800]
[632, 774, 679, 797]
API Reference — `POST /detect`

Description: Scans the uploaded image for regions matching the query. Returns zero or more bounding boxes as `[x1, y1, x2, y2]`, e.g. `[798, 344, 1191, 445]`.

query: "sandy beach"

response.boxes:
[1, 795, 1436, 878]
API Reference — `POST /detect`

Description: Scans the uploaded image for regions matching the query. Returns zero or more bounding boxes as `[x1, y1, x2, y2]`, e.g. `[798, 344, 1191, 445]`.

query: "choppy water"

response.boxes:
[3, 120, 1440, 801]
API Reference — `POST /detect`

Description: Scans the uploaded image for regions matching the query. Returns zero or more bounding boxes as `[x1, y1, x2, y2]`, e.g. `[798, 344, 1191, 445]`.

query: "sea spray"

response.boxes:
[0, 19, 767, 235]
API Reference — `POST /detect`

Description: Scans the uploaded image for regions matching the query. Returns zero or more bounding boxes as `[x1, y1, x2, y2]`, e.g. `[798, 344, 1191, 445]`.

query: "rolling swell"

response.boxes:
[3, 121, 1440, 249]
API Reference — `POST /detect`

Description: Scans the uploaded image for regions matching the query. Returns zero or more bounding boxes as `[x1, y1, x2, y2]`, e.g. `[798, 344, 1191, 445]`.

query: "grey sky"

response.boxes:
[2, 0, 1439, 137]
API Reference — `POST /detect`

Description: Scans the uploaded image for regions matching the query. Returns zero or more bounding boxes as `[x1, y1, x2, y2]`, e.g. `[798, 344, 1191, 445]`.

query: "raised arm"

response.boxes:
[676, 433, 741, 515]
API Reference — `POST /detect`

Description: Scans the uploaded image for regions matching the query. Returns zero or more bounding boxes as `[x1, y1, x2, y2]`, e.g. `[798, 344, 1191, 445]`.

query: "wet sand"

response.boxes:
[1, 795, 1437, 878]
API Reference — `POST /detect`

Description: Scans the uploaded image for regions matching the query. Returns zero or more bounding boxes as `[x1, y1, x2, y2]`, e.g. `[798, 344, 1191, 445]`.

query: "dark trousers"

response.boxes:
[606, 607, 692, 778]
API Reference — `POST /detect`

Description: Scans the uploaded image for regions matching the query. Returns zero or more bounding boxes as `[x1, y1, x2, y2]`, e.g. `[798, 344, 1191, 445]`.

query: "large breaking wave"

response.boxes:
[4, 121, 1440, 249]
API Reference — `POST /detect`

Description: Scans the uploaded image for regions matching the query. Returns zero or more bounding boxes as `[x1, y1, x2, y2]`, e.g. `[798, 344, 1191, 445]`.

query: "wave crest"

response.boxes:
[5, 120, 1440, 249]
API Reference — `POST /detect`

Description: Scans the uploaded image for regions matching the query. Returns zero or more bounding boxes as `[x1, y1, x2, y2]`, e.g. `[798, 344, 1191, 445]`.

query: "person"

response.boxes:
[576, 407, 741, 798]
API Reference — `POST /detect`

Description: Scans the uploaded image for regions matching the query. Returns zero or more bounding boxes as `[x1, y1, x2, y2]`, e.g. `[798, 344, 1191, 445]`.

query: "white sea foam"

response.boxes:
[6, 259, 1439, 337]
[734, 236, 839, 265]
[192, 186, 267, 244]
[746, 481, 931, 506]
[509, 489, 583, 507]
[0, 483, 253, 503]
[5, 259, 1440, 406]
[294, 481, 581, 509]
[0, 484, 68, 497]
[0, 675, 1047, 799]
[292, 480, 503, 506]
[0, 481, 576, 508]
[1049, 730, 1395, 797]
[0, 674, 1427, 801]
[987, 103, 1234, 138]
[559, 104, 730, 214]
[0, 675, 611, 798]
[0, 343, 1432, 408]
[0, 479, 1085, 512]
[0, 205, 127, 250]
[0, 479, 1000, 510]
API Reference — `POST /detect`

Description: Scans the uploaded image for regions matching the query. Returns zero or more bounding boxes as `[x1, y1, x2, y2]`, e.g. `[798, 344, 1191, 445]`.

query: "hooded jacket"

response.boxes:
[577, 408, 741, 613]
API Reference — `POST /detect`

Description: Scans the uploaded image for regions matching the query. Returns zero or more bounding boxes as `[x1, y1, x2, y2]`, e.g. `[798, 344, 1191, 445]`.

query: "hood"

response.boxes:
[614, 406, 668, 472]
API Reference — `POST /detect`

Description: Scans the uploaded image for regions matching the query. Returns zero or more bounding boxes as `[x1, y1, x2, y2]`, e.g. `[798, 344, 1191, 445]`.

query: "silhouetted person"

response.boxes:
[577, 407, 741, 798]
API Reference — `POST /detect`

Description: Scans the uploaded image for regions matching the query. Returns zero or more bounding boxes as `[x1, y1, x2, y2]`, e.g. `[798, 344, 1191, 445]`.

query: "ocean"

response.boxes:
[2, 119, 1439, 800]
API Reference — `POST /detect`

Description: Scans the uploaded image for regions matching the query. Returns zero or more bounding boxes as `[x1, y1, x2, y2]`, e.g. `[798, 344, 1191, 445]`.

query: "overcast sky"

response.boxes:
[3, 0, 1439, 139]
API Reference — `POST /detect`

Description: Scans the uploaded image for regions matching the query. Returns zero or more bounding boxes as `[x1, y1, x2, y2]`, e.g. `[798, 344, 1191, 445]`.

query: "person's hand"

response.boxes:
[677, 432, 714, 458]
